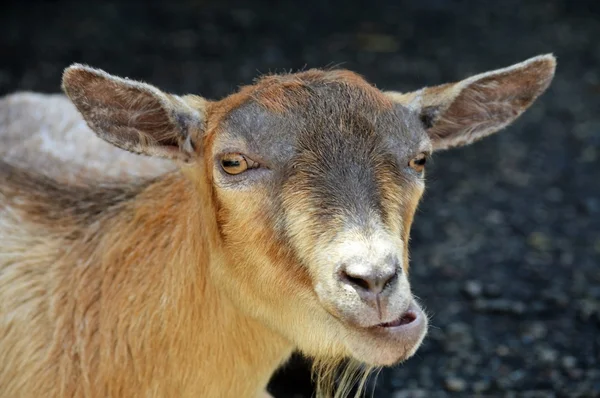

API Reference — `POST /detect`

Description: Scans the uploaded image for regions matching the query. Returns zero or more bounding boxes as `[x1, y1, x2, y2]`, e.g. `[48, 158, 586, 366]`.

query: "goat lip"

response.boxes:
[321, 298, 425, 334]
[340, 300, 428, 366]
[367, 301, 424, 331]
[376, 310, 418, 329]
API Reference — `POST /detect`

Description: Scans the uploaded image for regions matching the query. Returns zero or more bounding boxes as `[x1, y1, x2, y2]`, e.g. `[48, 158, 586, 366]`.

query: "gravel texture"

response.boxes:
[1, 0, 598, 396]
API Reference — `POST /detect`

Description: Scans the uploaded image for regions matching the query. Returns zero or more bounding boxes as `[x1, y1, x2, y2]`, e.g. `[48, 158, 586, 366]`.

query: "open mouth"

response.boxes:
[377, 310, 418, 328]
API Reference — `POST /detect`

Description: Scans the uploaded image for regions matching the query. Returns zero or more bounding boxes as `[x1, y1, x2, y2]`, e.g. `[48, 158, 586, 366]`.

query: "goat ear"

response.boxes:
[62, 64, 206, 161]
[386, 54, 556, 151]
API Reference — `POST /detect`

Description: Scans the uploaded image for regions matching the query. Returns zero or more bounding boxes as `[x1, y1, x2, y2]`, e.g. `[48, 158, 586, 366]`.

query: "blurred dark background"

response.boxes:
[2, 0, 598, 396]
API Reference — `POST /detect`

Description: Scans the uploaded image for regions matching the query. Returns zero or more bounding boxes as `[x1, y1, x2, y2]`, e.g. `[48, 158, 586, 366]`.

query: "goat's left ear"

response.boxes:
[386, 54, 556, 151]
[62, 64, 206, 161]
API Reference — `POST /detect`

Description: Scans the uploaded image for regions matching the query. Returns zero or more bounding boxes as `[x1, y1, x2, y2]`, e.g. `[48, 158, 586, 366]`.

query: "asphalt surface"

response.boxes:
[1, 0, 598, 396]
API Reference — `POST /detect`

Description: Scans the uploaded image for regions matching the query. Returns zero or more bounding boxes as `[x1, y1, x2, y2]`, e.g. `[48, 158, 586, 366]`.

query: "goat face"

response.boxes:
[209, 79, 428, 365]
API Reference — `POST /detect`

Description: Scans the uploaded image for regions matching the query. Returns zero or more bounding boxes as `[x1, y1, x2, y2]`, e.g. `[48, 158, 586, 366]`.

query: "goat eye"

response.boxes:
[220, 153, 249, 175]
[409, 153, 427, 173]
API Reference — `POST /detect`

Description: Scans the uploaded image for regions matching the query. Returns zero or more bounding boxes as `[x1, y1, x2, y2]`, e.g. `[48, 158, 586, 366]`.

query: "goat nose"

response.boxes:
[338, 260, 398, 297]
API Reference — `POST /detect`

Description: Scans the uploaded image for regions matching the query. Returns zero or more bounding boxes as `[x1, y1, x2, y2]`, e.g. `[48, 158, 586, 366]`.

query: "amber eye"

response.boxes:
[409, 153, 427, 173]
[220, 153, 250, 175]
[220, 153, 260, 175]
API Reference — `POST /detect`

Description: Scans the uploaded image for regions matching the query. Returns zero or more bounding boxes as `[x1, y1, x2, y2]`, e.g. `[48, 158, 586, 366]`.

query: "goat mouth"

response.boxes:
[340, 300, 428, 366]
[368, 300, 424, 332]
[377, 310, 417, 328]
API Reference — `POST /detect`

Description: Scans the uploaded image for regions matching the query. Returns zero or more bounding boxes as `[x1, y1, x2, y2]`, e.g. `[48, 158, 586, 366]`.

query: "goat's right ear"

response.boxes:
[386, 54, 556, 151]
[62, 64, 206, 162]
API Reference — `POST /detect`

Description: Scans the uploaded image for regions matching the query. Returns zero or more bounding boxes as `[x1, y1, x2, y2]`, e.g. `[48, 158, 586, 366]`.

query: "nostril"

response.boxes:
[383, 270, 398, 290]
[342, 273, 372, 291]
[339, 266, 398, 295]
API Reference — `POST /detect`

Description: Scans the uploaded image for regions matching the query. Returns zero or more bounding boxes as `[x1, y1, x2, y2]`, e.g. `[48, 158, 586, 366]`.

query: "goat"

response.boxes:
[0, 55, 556, 397]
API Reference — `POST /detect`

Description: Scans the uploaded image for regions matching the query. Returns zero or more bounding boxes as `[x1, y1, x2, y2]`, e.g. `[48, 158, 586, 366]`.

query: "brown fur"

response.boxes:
[0, 162, 290, 397]
[0, 55, 555, 397]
